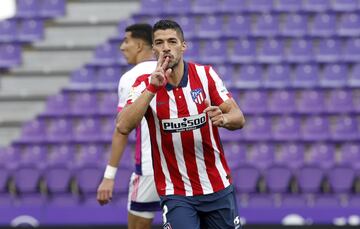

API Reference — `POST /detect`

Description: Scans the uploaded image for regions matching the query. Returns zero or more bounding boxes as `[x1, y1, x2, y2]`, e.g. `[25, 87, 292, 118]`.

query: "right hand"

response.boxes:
[149, 52, 172, 88]
[96, 178, 115, 206]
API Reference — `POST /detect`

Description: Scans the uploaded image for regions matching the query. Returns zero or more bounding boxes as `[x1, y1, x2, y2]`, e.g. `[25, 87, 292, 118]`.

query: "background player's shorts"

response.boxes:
[127, 172, 161, 219]
[160, 185, 241, 229]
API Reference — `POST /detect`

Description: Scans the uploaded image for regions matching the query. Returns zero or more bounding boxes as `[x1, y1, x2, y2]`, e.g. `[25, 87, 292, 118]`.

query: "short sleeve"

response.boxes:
[206, 66, 232, 106]
[126, 74, 149, 105]
[117, 77, 128, 111]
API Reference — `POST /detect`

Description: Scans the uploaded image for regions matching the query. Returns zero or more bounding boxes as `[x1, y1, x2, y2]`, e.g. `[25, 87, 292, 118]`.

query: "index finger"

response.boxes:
[156, 52, 164, 69]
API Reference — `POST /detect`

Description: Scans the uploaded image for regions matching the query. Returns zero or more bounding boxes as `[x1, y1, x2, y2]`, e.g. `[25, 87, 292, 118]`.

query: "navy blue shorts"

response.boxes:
[160, 185, 241, 229]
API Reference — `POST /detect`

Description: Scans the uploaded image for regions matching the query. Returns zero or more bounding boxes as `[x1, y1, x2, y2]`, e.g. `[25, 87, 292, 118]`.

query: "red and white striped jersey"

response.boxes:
[127, 62, 233, 196]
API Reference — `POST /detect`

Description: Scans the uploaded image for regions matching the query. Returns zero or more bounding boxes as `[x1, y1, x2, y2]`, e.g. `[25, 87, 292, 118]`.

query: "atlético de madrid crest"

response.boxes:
[191, 88, 204, 104]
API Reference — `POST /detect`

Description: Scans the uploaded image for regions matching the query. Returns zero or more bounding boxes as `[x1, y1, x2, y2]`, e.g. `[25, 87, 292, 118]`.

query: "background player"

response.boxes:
[117, 19, 245, 229]
[96, 23, 160, 229]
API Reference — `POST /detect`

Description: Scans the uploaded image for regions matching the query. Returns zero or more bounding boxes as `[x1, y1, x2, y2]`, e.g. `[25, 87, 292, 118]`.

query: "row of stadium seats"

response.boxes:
[0, 18, 44, 42]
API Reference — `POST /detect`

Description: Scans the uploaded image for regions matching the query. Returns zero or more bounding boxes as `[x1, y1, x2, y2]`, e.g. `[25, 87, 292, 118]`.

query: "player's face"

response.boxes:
[120, 32, 140, 65]
[152, 29, 186, 69]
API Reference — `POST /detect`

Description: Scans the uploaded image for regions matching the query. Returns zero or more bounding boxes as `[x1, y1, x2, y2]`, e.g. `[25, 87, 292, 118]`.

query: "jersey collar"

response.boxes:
[165, 61, 188, 91]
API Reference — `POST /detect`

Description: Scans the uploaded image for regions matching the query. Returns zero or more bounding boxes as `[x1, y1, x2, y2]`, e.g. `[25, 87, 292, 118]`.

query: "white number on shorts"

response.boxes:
[162, 205, 168, 223]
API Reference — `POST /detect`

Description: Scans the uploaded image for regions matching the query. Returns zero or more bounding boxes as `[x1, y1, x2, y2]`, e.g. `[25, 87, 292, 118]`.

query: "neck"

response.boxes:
[167, 59, 184, 86]
[135, 50, 154, 64]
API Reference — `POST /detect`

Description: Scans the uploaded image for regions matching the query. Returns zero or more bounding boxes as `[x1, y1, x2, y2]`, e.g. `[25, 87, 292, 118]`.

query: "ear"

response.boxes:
[136, 40, 143, 52]
[182, 41, 187, 52]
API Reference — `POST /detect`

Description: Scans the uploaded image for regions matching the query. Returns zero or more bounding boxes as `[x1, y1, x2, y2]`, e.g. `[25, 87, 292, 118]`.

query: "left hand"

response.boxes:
[203, 100, 227, 127]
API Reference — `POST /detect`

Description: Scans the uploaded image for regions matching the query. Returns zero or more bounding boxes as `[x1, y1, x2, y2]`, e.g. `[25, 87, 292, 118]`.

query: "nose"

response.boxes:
[162, 41, 170, 52]
[119, 42, 125, 51]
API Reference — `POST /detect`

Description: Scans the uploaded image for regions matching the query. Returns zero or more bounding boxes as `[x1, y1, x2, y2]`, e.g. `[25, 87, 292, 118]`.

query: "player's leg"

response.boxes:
[127, 173, 161, 229]
[198, 185, 241, 229]
[160, 196, 200, 229]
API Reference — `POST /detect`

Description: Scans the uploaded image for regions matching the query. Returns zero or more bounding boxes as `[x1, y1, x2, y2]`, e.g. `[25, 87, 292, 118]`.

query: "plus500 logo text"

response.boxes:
[161, 113, 207, 133]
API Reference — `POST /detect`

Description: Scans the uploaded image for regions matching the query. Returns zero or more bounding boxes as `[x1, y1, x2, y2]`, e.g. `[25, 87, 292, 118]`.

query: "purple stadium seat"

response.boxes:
[292, 64, 319, 88]
[265, 164, 292, 193]
[307, 143, 335, 169]
[200, 40, 227, 64]
[97, 91, 118, 115]
[286, 39, 314, 63]
[338, 13, 360, 36]
[118, 146, 135, 169]
[280, 13, 307, 37]
[326, 89, 354, 113]
[19, 119, 46, 143]
[229, 39, 256, 63]
[315, 39, 341, 63]
[76, 144, 105, 166]
[343, 38, 360, 62]
[40, 0, 66, 17]
[196, 15, 222, 39]
[297, 165, 325, 193]
[47, 144, 75, 167]
[20, 145, 47, 168]
[331, 0, 359, 12]
[46, 118, 73, 142]
[253, 14, 279, 37]
[139, 0, 164, 14]
[224, 15, 252, 37]
[100, 116, 115, 141]
[44, 165, 72, 193]
[13, 165, 41, 193]
[243, 116, 272, 141]
[296, 89, 325, 113]
[303, 0, 331, 12]
[17, 18, 44, 42]
[247, 194, 275, 208]
[173, 15, 196, 40]
[0, 193, 14, 206]
[73, 117, 102, 142]
[302, 116, 330, 141]
[93, 42, 119, 65]
[0, 146, 20, 170]
[268, 90, 296, 113]
[309, 13, 336, 36]
[327, 165, 355, 193]
[309, 13, 336, 37]
[313, 195, 341, 208]
[218, 127, 242, 142]
[272, 115, 301, 141]
[274, 0, 302, 12]
[183, 39, 199, 62]
[70, 92, 98, 115]
[277, 143, 305, 170]
[237, 90, 268, 114]
[232, 163, 260, 193]
[320, 64, 348, 87]
[212, 64, 233, 87]
[247, 0, 273, 12]
[257, 39, 284, 63]
[117, 18, 135, 38]
[43, 93, 71, 116]
[221, 0, 247, 13]
[113, 168, 133, 194]
[75, 165, 103, 194]
[340, 143, 360, 170]
[70, 66, 96, 87]
[249, 143, 275, 170]
[349, 63, 360, 86]
[165, 0, 191, 14]
[0, 167, 10, 192]
[0, 43, 22, 68]
[0, 19, 17, 41]
[348, 195, 360, 207]
[281, 195, 308, 207]
[16, 0, 40, 17]
[331, 115, 359, 141]
[222, 142, 247, 169]
[235, 64, 263, 88]
[96, 66, 121, 88]
[264, 64, 291, 88]
[192, 0, 217, 13]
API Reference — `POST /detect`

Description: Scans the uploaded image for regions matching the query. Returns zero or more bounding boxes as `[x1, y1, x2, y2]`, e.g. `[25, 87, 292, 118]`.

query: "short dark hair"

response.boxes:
[153, 19, 184, 41]
[125, 23, 153, 46]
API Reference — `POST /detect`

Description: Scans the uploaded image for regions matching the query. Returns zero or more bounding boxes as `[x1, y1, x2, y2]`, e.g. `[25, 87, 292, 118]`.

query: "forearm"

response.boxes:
[116, 89, 155, 135]
[107, 128, 129, 167]
[222, 109, 245, 130]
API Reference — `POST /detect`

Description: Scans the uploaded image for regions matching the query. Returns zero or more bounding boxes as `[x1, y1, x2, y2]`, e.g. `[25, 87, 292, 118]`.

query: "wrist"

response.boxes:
[146, 83, 160, 94]
[104, 165, 117, 179]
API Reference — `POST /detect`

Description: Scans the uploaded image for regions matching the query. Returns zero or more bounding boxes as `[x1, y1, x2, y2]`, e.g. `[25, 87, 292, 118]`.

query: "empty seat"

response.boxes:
[17, 18, 44, 42]
[73, 117, 102, 142]
[297, 165, 325, 193]
[96, 66, 121, 88]
[264, 64, 291, 88]
[349, 63, 360, 86]
[327, 165, 356, 193]
[113, 168, 133, 194]
[257, 39, 284, 63]
[222, 142, 247, 169]
[93, 42, 120, 65]
[0, 146, 21, 170]
[18, 119, 46, 143]
[70, 92, 98, 115]
[277, 143, 305, 170]
[303, 0, 331, 12]
[331, 0, 359, 12]
[292, 64, 320, 88]
[243, 116, 272, 141]
[343, 38, 360, 62]
[268, 90, 296, 113]
[315, 39, 342, 63]
[212, 64, 233, 87]
[235, 64, 263, 88]
[297, 89, 326, 113]
[165, 0, 191, 14]
[70, 66, 96, 87]
[75, 165, 103, 195]
[47, 144, 75, 167]
[44, 165, 73, 194]
[326, 89, 354, 113]
[173, 15, 196, 40]
[0, 19, 17, 41]
[76, 144, 105, 166]
[192, 0, 217, 14]
[97, 92, 118, 115]
[196, 15, 222, 39]
[139, 0, 164, 14]
[229, 39, 256, 63]
[331, 115, 359, 141]
[287, 39, 314, 63]
[221, 0, 247, 13]
[0, 43, 22, 68]
[249, 143, 275, 169]
[253, 14, 279, 37]
[265, 164, 292, 193]
[46, 118, 73, 142]
[40, 0, 66, 17]
[320, 64, 348, 87]
[302, 116, 330, 141]
[224, 15, 252, 37]
[340, 143, 360, 170]
[16, 0, 40, 17]
[274, 0, 302, 12]
[338, 13, 360, 36]
[237, 90, 268, 114]
[309, 13, 336, 36]
[247, 0, 273, 12]
[200, 40, 227, 64]
[183, 39, 200, 62]
[43, 93, 71, 116]
[20, 145, 47, 168]
[13, 165, 42, 194]
[272, 115, 301, 141]
[280, 13, 307, 37]
[232, 163, 260, 193]
[307, 143, 335, 169]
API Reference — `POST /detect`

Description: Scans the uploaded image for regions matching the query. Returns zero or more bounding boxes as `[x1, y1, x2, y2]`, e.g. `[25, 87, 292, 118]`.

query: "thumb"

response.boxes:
[204, 100, 210, 107]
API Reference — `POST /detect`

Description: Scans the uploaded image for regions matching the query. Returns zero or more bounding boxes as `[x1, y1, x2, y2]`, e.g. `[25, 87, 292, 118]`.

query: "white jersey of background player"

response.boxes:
[97, 23, 159, 229]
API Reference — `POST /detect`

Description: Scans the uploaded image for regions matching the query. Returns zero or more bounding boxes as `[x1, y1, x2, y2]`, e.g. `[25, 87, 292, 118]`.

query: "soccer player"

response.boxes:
[96, 23, 160, 229]
[117, 19, 245, 229]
